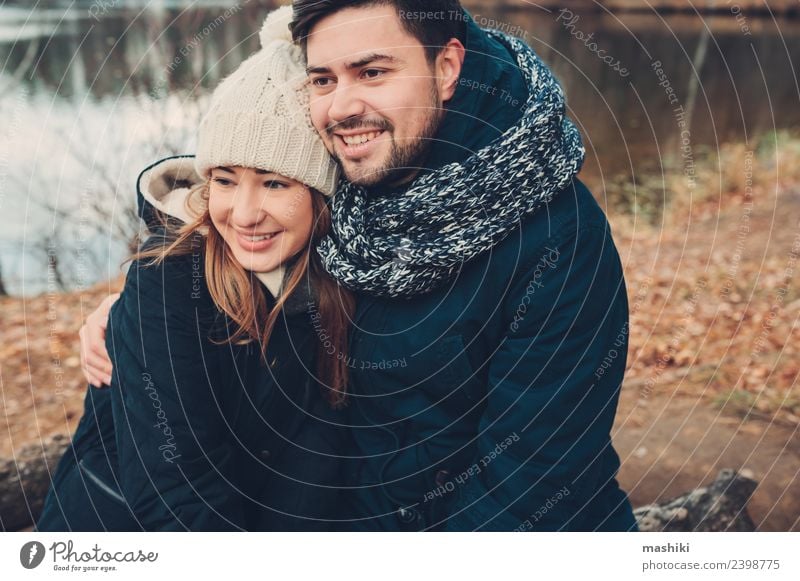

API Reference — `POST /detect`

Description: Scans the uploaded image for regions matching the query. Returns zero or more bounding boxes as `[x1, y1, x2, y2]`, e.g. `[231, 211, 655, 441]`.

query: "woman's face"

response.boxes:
[207, 166, 314, 273]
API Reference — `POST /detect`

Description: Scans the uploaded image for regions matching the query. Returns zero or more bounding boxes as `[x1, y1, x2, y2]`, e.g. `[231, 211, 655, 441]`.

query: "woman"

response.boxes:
[36, 6, 354, 531]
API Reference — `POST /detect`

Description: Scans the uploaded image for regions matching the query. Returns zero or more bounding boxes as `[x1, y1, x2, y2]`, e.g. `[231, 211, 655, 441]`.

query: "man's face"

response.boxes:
[305, 5, 455, 188]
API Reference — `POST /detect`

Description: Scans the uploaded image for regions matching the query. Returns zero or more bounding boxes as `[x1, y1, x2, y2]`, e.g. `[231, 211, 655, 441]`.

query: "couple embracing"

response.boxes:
[37, 0, 637, 532]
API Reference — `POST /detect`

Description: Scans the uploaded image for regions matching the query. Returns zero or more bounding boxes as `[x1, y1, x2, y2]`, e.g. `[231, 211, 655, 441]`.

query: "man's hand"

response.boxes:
[79, 293, 119, 388]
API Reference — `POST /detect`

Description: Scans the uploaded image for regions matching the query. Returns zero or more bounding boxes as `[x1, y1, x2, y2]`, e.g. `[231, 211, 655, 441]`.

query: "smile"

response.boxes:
[340, 131, 383, 145]
[242, 232, 280, 242]
[335, 130, 386, 158]
[236, 230, 284, 251]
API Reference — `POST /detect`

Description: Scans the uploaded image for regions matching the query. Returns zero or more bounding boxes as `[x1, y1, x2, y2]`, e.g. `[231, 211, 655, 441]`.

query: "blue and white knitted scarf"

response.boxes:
[317, 31, 585, 298]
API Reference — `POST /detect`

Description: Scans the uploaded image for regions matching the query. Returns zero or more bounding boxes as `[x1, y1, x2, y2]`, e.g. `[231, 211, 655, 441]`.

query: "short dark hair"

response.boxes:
[290, 0, 466, 63]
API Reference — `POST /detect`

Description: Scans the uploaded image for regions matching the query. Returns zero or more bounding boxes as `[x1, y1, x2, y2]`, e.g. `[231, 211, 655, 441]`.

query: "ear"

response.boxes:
[435, 38, 466, 102]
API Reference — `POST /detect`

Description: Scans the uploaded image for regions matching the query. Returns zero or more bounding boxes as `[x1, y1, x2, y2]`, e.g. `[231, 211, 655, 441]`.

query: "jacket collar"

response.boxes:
[420, 11, 530, 173]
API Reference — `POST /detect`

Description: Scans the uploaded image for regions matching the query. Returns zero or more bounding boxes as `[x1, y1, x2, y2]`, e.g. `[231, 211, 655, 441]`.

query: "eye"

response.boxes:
[264, 180, 289, 189]
[212, 177, 233, 187]
[361, 68, 385, 80]
[311, 76, 334, 88]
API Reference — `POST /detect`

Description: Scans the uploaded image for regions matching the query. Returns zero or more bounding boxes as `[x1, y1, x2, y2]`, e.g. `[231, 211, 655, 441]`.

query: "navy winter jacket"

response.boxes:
[37, 160, 346, 531]
[337, 13, 637, 532]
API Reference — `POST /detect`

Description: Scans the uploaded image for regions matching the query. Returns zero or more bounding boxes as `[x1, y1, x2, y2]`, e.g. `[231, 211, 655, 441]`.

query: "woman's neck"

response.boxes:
[254, 266, 285, 298]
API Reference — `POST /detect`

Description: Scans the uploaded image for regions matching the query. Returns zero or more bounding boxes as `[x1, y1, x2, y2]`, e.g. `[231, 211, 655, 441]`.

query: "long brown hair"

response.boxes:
[134, 180, 355, 408]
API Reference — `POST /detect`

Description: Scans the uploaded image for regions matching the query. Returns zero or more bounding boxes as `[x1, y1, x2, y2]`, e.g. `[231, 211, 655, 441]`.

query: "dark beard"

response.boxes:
[330, 84, 444, 189]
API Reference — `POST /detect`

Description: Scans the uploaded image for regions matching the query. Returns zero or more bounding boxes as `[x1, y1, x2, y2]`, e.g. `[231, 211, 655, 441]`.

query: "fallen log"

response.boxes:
[0, 434, 69, 531]
[634, 468, 758, 531]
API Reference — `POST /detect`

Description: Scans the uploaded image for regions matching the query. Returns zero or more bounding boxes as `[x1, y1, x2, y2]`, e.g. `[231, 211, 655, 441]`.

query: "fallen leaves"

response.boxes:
[0, 277, 123, 456]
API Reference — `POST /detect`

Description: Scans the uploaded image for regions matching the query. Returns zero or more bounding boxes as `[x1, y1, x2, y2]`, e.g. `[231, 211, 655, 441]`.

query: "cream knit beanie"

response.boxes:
[195, 6, 339, 196]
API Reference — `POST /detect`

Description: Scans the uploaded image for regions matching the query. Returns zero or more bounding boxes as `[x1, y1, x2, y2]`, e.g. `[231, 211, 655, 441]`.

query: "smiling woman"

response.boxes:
[142, 161, 344, 367]
[206, 166, 314, 274]
[34, 6, 356, 532]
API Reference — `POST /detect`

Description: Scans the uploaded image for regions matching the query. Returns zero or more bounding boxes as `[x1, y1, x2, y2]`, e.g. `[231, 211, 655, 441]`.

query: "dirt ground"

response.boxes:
[614, 389, 799, 532]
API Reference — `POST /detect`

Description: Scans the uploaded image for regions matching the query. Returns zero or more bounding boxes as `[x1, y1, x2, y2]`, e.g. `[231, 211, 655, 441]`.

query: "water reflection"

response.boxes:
[0, 2, 271, 294]
[518, 10, 800, 178]
[1, 2, 265, 98]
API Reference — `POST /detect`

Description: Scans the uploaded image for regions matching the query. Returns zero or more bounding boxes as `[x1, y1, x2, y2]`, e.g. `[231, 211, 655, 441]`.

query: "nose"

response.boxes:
[230, 181, 268, 231]
[327, 82, 367, 126]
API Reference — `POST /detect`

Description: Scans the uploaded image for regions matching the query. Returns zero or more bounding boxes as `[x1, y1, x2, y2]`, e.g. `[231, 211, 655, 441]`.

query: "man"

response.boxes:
[81, 0, 637, 531]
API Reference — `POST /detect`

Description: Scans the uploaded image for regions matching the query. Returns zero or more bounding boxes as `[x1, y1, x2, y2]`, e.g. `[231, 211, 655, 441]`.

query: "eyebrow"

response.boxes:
[306, 53, 399, 75]
[215, 166, 270, 175]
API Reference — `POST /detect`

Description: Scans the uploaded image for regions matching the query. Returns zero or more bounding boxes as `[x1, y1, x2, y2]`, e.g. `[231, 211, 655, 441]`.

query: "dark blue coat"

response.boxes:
[340, 179, 637, 531]
[37, 234, 346, 531]
[337, 14, 637, 531]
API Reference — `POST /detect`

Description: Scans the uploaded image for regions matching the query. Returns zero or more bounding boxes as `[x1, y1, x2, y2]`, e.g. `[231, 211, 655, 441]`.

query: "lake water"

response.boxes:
[0, 1, 798, 295]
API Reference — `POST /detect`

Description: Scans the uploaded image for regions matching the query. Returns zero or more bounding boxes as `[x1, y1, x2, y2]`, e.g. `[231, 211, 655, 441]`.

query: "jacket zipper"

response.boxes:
[78, 458, 126, 504]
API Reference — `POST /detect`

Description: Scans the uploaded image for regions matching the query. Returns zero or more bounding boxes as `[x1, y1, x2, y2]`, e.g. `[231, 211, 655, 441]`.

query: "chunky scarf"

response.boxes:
[317, 31, 585, 298]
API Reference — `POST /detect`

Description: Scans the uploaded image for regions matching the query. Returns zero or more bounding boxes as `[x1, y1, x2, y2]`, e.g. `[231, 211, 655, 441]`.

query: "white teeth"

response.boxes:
[244, 233, 277, 242]
[343, 131, 380, 146]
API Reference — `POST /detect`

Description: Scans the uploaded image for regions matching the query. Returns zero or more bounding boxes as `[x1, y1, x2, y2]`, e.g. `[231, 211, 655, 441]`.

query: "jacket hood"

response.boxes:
[421, 11, 530, 173]
[136, 155, 286, 298]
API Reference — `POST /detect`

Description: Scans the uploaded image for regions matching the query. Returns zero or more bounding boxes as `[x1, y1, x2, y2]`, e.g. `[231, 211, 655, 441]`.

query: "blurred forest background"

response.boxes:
[0, 0, 798, 530]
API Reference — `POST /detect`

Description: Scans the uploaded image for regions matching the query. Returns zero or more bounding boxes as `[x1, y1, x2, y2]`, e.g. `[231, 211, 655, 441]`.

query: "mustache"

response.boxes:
[326, 117, 393, 135]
